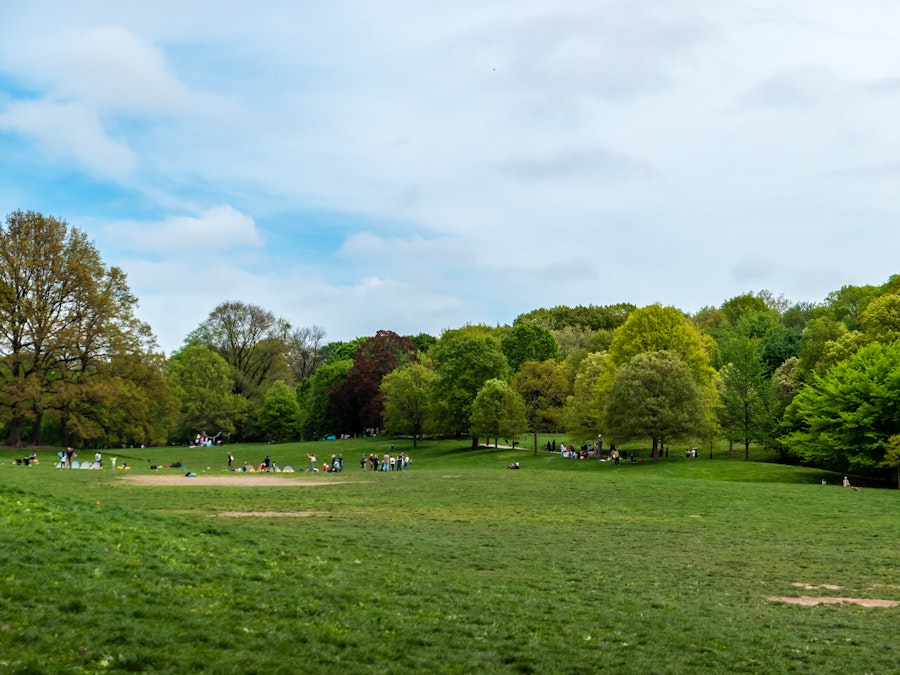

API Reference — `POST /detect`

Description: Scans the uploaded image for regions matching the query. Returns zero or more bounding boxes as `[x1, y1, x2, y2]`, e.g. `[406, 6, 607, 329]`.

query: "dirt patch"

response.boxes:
[792, 582, 843, 590]
[214, 511, 323, 518]
[767, 596, 899, 607]
[120, 474, 339, 487]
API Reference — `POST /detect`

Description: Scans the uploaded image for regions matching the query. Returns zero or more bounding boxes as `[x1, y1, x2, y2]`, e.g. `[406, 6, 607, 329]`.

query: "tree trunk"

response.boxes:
[6, 419, 24, 448]
[533, 431, 538, 457]
[744, 439, 750, 461]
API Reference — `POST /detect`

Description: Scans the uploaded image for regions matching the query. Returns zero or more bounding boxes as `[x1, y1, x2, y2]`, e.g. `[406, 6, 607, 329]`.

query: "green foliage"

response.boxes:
[784, 341, 900, 473]
[429, 329, 509, 441]
[501, 321, 559, 372]
[299, 358, 352, 438]
[565, 351, 615, 441]
[257, 380, 301, 442]
[859, 292, 900, 343]
[469, 378, 527, 441]
[720, 292, 774, 325]
[715, 333, 771, 459]
[605, 351, 707, 456]
[0, 210, 164, 448]
[380, 362, 435, 445]
[515, 303, 635, 331]
[408, 332, 437, 354]
[609, 304, 716, 387]
[512, 359, 569, 446]
[168, 345, 248, 439]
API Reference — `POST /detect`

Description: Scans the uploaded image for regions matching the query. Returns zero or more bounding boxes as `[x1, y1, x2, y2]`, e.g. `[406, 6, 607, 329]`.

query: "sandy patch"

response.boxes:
[792, 582, 843, 590]
[120, 474, 339, 487]
[767, 596, 899, 607]
[214, 511, 323, 518]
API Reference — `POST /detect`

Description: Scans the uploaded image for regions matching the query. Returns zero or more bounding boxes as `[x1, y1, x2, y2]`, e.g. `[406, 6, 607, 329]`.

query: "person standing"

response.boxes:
[307, 454, 316, 472]
[227, 451, 234, 469]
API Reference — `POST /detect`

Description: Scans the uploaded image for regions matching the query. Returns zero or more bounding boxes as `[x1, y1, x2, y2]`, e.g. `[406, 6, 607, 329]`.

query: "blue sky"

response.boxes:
[2, 1, 900, 353]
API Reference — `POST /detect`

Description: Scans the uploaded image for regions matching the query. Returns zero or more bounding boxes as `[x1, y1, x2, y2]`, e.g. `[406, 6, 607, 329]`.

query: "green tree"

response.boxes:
[298, 358, 352, 439]
[784, 342, 900, 474]
[381, 362, 435, 447]
[0, 210, 160, 447]
[429, 328, 509, 446]
[715, 334, 771, 460]
[187, 301, 292, 420]
[257, 380, 301, 442]
[512, 359, 570, 454]
[168, 345, 247, 440]
[608, 304, 716, 387]
[502, 322, 559, 372]
[859, 293, 900, 344]
[565, 351, 615, 444]
[605, 351, 706, 460]
[470, 378, 527, 446]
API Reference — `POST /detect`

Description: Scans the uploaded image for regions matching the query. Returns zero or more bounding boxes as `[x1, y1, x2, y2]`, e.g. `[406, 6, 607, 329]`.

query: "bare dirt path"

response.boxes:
[120, 474, 341, 487]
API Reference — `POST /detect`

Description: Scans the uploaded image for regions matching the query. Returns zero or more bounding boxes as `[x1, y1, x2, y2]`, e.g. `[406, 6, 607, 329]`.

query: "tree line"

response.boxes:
[3, 211, 899, 484]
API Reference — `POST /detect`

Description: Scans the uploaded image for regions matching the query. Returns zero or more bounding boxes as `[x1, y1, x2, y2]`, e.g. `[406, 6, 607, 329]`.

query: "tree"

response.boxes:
[298, 358, 352, 439]
[502, 322, 559, 372]
[715, 335, 771, 460]
[0, 210, 161, 447]
[287, 325, 327, 382]
[470, 379, 527, 445]
[328, 330, 417, 434]
[604, 351, 706, 460]
[783, 342, 900, 474]
[859, 293, 900, 344]
[168, 345, 247, 440]
[608, 304, 716, 388]
[188, 301, 292, 397]
[429, 328, 509, 446]
[565, 351, 615, 443]
[381, 362, 435, 447]
[257, 380, 301, 442]
[512, 359, 570, 454]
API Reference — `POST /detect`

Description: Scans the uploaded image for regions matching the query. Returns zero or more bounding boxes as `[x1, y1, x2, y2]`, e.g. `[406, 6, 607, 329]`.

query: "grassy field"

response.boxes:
[0, 437, 897, 674]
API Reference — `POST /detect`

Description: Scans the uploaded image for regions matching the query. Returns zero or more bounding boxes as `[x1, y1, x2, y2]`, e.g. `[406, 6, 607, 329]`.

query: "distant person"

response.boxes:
[307, 454, 316, 472]
[227, 451, 234, 469]
[843, 476, 851, 487]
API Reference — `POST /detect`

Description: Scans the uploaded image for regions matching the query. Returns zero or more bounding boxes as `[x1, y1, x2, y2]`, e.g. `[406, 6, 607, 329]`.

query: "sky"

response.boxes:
[2, 1, 900, 354]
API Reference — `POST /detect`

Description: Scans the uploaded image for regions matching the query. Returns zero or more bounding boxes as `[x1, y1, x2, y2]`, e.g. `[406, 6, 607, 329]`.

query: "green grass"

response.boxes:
[0, 438, 897, 674]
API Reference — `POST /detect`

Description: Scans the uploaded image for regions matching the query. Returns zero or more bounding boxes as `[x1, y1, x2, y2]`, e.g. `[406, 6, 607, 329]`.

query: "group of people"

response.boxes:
[361, 446, 410, 472]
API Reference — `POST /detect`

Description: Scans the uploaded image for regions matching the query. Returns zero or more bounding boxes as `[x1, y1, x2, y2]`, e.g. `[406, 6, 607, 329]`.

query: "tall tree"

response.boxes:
[429, 328, 509, 447]
[0, 211, 160, 447]
[715, 334, 771, 460]
[257, 380, 301, 442]
[784, 341, 900, 474]
[608, 304, 716, 388]
[298, 358, 352, 439]
[565, 351, 615, 444]
[167, 345, 247, 440]
[287, 325, 327, 382]
[188, 301, 292, 397]
[328, 330, 417, 434]
[470, 379, 527, 446]
[502, 322, 559, 373]
[512, 359, 569, 454]
[604, 351, 706, 460]
[380, 362, 435, 447]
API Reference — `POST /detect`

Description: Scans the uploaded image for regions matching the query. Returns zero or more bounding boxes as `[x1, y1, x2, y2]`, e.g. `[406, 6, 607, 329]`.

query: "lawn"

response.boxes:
[0, 438, 897, 674]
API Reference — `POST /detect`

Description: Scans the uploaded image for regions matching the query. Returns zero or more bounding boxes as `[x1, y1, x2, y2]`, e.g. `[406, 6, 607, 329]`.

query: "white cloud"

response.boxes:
[105, 205, 263, 254]
[0, 99, 137, 178]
